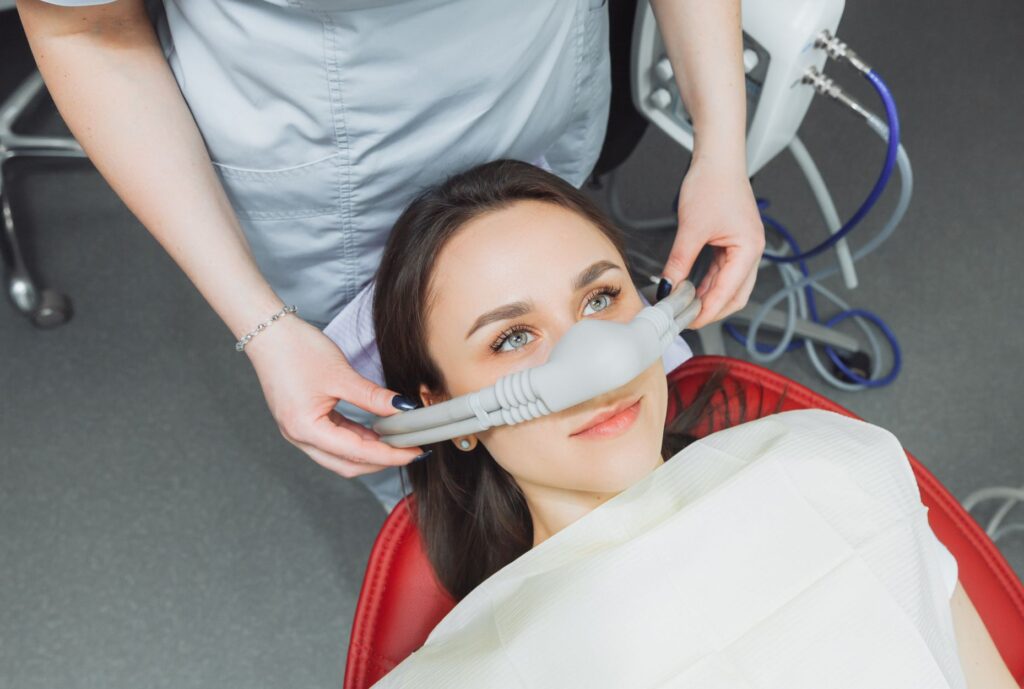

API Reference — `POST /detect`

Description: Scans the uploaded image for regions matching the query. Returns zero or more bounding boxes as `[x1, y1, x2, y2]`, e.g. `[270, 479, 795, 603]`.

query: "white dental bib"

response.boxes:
[371, 409, 966, 689]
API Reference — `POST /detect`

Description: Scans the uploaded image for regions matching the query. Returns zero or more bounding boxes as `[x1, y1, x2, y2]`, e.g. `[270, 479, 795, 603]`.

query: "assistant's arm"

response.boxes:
[648, 0, 764, 329]
[15, 0, 284, 338]
[15, 0, 422, 473]
[649, 0, 747, 176]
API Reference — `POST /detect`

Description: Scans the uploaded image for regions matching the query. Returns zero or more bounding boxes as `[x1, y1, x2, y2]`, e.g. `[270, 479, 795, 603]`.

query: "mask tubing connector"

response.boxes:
[467, 392, 492, 431]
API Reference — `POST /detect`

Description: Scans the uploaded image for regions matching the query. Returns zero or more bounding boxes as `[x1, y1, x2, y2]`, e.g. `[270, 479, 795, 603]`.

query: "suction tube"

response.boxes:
[373, 281, 701, 447]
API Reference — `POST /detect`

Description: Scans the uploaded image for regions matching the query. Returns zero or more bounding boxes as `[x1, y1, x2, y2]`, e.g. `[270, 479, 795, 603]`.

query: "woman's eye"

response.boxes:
[490, 287, 620, 353]
[582, 292, 614, 316]
[497, 328, 535, 353]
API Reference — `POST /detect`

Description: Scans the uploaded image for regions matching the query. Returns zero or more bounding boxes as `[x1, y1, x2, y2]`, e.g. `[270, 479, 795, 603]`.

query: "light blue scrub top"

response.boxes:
[45, 0, 612, 327]
[44, 0, 616, 510]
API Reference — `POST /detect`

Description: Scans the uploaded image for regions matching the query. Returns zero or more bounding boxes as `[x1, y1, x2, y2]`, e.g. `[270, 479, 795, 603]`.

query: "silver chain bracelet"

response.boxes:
[234, 305, 298, 352]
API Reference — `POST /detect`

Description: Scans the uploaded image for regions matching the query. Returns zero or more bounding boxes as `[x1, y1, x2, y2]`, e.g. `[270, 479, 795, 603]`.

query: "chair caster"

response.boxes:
[6, 270, 73, 328]
[831, 351, 872, 384]
[31, 287, 72, 328]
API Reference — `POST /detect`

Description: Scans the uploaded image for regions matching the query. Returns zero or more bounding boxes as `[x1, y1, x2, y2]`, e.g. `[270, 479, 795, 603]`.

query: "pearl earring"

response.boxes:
[459, 439, 471, 450]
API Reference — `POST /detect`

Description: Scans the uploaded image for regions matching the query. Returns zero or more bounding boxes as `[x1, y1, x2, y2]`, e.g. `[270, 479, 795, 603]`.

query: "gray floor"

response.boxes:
[2, 1, 1023, 688]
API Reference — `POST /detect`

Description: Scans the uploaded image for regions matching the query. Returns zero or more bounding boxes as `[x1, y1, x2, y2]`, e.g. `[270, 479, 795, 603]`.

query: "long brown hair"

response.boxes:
[372, 159, 726, 601]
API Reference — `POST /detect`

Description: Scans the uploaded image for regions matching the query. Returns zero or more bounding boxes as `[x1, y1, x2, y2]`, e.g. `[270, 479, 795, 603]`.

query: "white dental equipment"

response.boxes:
[632, 0, 844, 177]
[620, 0, 916, 393]
[372, 281, 701, 447]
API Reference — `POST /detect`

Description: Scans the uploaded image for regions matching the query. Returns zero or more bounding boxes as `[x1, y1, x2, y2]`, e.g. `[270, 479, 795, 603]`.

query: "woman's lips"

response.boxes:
[570, 395, 643, 440]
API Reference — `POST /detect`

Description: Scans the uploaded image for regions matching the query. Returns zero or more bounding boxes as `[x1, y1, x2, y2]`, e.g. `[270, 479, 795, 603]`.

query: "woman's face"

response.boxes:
[420, 199, 668, 496]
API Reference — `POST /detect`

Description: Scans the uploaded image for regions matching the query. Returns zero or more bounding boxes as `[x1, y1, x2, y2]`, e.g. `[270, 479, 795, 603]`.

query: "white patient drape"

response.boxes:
[371, 409, 966, 689]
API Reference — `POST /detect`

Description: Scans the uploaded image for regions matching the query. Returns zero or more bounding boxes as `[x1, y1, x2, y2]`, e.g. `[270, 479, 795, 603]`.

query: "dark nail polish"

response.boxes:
[411, 449, 433, 463]
[656, 277, 672, 302]
[392, 394, 420, 411]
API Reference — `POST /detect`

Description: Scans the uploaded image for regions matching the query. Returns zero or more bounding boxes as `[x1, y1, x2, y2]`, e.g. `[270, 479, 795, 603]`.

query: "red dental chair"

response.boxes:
[343, 356, 1024, 689]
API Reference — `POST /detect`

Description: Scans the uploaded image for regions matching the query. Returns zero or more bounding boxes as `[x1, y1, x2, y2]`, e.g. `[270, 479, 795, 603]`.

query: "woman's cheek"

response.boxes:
[646, 365, 670, 449]
[481, 419, 566, 480]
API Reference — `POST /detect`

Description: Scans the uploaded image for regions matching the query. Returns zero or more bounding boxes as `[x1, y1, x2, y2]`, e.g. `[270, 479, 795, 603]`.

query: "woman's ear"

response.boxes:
[418, 383, 450, 408]
[418, 384, 478, 452]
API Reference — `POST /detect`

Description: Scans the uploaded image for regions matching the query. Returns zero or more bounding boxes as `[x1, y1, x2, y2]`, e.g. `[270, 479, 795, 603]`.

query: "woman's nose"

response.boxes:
[548, 315, 581, 346]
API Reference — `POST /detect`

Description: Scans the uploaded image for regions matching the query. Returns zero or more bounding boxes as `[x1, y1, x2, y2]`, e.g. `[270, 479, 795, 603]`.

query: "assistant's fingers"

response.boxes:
[690, 246, 760, 329]
[720, 260, 759, 317]
[662, 225, 706, 288]
[696, 260, 721, 300]
[334, 367, 413, 419]
[295, 441, 388, 479]
[299, 412, 422, 466]
[327, 409, 377, 442]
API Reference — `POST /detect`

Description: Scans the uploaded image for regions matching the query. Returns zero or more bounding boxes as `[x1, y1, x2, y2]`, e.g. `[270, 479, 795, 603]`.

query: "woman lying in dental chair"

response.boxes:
[366, 159, 1016, 688]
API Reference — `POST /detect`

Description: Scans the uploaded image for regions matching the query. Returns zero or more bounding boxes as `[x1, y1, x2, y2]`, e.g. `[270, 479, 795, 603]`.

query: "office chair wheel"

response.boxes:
[31, 287, 72, 328]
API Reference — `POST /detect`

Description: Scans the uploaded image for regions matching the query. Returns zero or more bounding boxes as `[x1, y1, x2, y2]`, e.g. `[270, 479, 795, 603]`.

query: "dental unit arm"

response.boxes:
[372, 281, 701, 448]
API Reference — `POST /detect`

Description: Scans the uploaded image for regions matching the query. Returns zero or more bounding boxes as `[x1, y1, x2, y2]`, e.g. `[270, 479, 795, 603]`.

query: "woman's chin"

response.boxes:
[576, 434, 664, 493]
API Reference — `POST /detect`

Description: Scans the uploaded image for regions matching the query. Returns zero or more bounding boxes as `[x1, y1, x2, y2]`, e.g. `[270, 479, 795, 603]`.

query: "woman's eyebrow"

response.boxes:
[464, 260, 623, 340]
[572, 259, 621, 291]
[465, 300, 534, 340]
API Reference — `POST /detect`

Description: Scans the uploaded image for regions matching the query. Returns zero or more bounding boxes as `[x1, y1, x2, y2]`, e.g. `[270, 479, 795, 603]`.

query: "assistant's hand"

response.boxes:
[243, 315, 424, 478]
[660, 157, 765, 330]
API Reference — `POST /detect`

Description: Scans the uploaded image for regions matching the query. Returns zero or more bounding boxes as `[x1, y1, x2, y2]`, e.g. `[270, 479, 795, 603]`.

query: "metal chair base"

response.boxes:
[1, 71, 86, 328]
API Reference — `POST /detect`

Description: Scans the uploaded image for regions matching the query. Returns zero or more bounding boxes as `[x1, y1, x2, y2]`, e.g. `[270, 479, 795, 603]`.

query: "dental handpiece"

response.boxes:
[372, 281, 701, 447]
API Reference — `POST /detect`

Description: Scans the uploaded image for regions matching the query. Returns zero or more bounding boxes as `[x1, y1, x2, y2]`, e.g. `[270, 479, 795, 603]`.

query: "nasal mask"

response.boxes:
[372, 281, 701, 447]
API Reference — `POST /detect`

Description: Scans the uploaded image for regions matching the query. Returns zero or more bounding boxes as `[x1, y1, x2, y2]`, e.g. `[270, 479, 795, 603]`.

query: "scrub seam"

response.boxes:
[569, 1, 585, 185]
[312, 5, 358, 306]
[579, 4, 608, 186]
[211, 151, 342, 176]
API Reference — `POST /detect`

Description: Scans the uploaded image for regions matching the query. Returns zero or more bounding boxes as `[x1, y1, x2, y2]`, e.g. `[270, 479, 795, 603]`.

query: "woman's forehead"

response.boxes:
[433, 201, 620, 300]
[429, 209, 615, 335]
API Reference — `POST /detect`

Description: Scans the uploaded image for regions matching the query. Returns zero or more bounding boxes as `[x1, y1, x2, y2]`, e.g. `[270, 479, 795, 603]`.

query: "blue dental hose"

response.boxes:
[720, 68, 906, 388]
[726, 201, 902, 388]
[763, 69, 900, 265]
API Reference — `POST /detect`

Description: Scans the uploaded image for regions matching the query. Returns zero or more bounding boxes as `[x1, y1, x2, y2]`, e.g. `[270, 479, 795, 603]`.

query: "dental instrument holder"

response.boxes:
[372, 281, 701, 448]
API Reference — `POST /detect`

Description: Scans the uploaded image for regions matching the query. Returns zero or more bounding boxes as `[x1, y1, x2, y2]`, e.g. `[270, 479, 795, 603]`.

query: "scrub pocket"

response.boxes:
[213, 153, 343, 221]
[213, 154, 357, 326]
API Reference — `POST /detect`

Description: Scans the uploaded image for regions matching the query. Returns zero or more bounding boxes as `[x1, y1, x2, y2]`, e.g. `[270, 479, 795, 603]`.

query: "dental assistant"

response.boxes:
[16, 0, 764, 506]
